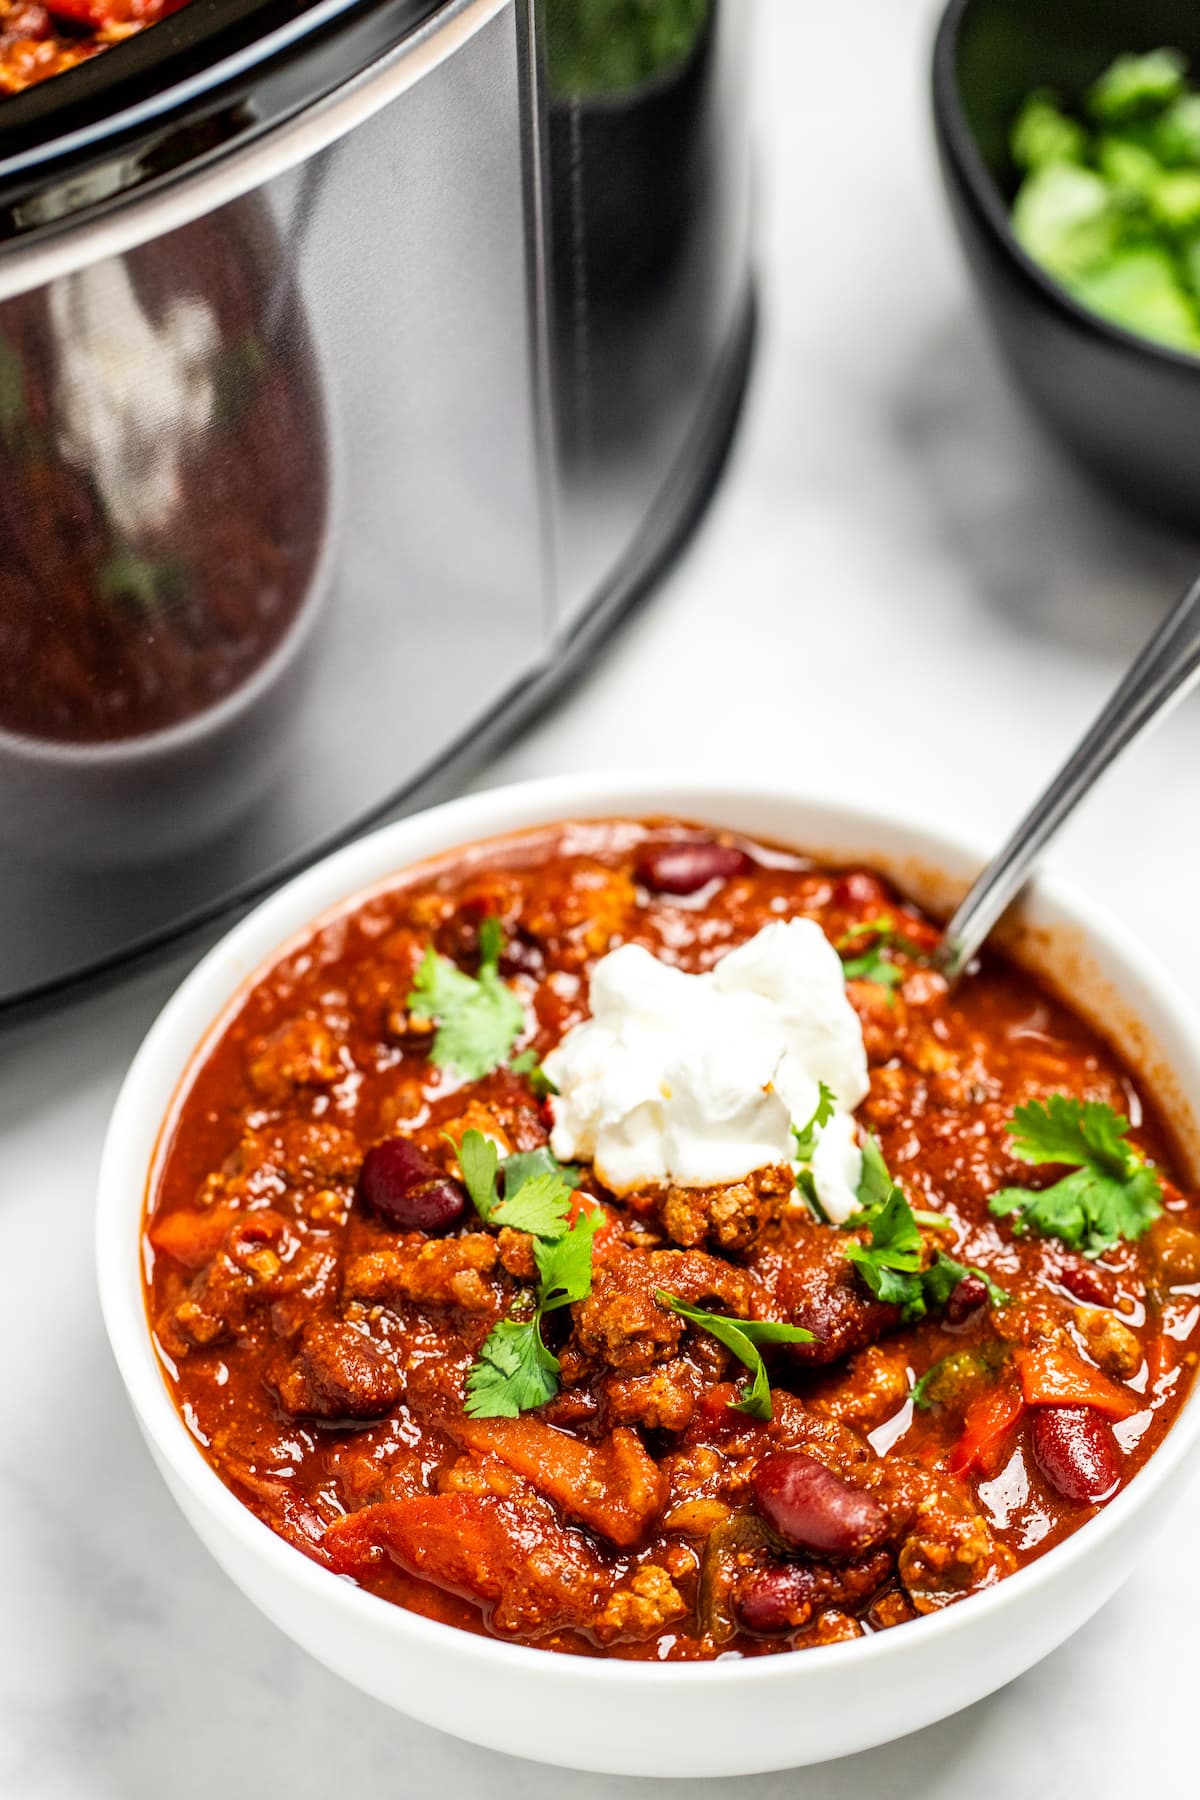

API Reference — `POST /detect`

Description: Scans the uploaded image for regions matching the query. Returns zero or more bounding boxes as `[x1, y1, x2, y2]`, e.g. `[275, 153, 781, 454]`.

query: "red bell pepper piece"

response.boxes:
[1015, 1345, 1138, 1420]
[948, 1381, 1025, 1479]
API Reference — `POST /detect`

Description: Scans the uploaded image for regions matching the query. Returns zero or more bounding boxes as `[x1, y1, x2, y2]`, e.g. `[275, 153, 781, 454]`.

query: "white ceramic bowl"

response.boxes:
[96, 774, 1200, 1777]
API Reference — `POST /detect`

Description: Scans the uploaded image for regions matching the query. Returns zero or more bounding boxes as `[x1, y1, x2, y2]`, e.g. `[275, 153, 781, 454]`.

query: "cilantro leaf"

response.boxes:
[837, 915, 927, 998]
[460, 1151, 602, 1418]
[989, 1095, 1163, 1256]
[856, 1133, 898, 1215]
[477, 915, 504, 965]
[656, 1291, 814, 1421]
[536, 1206, 602, 1310]
[492, 1170, 575, 1239]
[792, 1082, 836, 1160]
[1007, 1094, 1134, 1172]
[452, 1128, 500, 1222]
[795, 1167, 830, 1224]
[450, 1131, 582, 1230]
[501, 1146, 581, 1193]
[845, 1137, 1007, 1322]
[841, 949, 905, 991]
[845, 1187, 927, 1316]
[406, 923, 525, 1081]
[509, 1048, 558, 1098]
[465, 1316, 559, 1418]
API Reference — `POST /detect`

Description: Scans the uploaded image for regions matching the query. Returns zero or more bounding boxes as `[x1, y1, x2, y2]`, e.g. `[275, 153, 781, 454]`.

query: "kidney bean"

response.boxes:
[735, 1548, 893, 1634]
[499, 932, 545, 979]
[751, 1451, 889, 1558]
[833, 871, 890, 911]
[735, 1563, 819, 1633]
[357, 1138, 466, 1233]
[944, 1273, 989, 1327]
[1031, 1406, 1120, 1505]
[1055, 1257, 1116, 1307]
[635, 841, 754, 895]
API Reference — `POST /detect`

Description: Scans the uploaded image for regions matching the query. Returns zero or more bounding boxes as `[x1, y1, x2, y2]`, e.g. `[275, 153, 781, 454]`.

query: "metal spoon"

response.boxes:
[935, 569, 1200, 984]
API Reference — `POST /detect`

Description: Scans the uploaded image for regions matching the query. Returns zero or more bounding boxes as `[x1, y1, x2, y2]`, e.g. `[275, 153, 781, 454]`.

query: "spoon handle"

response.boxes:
[935, 570, 1200, 983]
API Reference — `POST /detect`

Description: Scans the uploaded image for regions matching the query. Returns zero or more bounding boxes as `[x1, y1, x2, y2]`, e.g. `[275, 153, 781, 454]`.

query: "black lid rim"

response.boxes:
[0, 0, 454, 248]
[0, 0, 446, 182]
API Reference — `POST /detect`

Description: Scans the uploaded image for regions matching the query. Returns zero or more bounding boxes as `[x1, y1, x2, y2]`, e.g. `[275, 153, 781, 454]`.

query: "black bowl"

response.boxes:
[933, 0, 1200, 530]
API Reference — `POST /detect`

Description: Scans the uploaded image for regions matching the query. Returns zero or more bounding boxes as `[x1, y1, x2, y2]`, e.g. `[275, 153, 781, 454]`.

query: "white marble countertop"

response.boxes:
[5, 0, 1200, 1792]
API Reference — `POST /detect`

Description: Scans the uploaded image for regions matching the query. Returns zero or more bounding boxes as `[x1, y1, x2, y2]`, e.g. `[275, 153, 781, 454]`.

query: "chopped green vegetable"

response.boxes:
[989, 1095, 1163, 1257]
[1148, 168, 1200, 230]
[1009, 49, 1200, 354]
[1072, 244, 1200, 351]
[1011, 91, 1088, 170]
[1154, 92, 1200, 164]
[1096, 133, 1166, 203]
[407, 920, 525, 1081]
[655, 1291, 814, 1421]
[1087, 50, 1186, 126]
[912, 1349, 991, 1412]
[1012, 163, 1118, 281]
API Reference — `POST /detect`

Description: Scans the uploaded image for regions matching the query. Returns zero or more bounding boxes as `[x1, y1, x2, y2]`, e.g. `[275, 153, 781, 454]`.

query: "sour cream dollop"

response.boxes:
[543, 918, 869, 1220]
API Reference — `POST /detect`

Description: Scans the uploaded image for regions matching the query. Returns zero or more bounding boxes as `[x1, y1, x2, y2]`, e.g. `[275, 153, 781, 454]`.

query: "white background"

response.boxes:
[4, 0, 1200, 1792]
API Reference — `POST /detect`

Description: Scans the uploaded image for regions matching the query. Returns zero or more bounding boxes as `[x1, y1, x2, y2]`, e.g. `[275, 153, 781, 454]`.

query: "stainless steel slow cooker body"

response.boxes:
[0, 0, 753, 1006]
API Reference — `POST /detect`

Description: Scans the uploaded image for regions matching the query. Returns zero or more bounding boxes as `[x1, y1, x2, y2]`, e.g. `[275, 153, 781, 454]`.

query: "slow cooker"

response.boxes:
[0, 0, 754, 1006]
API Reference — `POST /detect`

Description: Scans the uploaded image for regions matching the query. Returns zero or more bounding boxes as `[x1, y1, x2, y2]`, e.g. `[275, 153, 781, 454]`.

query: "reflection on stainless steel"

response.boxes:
[0, 0, 753, 1002]
[0, 200, 327, 752]
[50, 258, 221, 539]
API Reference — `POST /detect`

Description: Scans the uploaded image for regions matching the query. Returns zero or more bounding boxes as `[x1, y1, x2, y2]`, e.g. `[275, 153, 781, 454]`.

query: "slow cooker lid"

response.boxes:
[0, 0, 447, 241]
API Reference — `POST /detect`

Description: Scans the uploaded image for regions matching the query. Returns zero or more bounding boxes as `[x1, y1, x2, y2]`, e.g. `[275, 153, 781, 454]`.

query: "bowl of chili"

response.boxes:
[96, 773, 1200, 1774]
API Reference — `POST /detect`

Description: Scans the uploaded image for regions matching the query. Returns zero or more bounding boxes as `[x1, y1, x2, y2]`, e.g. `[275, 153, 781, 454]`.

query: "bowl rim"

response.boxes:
[931, 0, 1200, 375]
[96, 769, 1200, 1688]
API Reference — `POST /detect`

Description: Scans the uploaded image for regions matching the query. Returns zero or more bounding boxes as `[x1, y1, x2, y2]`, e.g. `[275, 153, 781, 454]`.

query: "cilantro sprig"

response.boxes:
[451, 1129, 597, 1418]
[792, 1082, 836, 1160]
[792, 1083, 838, 1221]
[989, 1095, 1163, 1257]
[406, 917, 525, 1081]
[845, 1135, 1008, 1323]
[837, 914, 928, 998]
[465, 1207, 601, 1418]
[508, 1047, 558, 1098]
[452, 1130, 582, 1228]
[655, 1292, 814, 1420]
